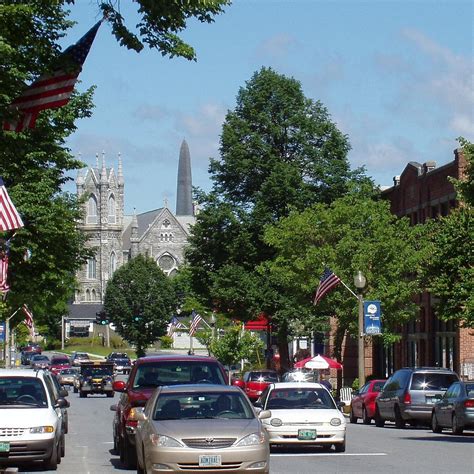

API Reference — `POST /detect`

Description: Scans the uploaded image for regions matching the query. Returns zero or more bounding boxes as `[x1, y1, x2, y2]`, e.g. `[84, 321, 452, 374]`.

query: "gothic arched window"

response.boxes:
[86, 289, 91, 302]
[110, 252, 116, 275]
[158, 254, 175, 272]
[87, 195, 98, 223]
[87, 257, 96, 279]
[108, 195, 116, 223]
[91, 289, 96, 301]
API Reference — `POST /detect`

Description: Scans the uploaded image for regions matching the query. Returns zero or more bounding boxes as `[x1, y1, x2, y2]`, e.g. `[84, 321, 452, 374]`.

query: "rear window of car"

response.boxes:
[133, 361, 226, 388]
[266, 388, 336, 410]
[52, 357, 69, 364]
[465, 383, 474, 396]
[373, 381, 385, 392]
[249, 372, 278, 382]
[0, 377, 48, 408]
[410, 373, 459, 391]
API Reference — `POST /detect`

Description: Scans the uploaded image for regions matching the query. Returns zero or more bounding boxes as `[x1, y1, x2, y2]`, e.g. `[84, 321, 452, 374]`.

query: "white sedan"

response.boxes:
[256, 382, 346, 452]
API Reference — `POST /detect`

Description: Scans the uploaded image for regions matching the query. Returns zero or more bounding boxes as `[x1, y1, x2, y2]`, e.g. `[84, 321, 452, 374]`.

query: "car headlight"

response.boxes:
[150, 434, 183, 448]
[270, 418, 283, 427]
[330, 418, 342, 426]
[235, 432, 266, 446]
[30, 426, 54, 434]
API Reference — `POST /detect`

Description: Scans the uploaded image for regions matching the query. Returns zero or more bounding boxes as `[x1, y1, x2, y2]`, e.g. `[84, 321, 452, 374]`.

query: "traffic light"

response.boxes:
[95, 311, 109, 325]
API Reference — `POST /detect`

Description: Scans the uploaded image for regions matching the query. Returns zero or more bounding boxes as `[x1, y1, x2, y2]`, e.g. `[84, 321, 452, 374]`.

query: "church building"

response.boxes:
[67, 139, 195, 332]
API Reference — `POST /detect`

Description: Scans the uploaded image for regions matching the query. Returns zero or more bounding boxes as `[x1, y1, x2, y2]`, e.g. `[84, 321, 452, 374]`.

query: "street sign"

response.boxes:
[0, 322, 5, 343]
[363, 300, 382, 335]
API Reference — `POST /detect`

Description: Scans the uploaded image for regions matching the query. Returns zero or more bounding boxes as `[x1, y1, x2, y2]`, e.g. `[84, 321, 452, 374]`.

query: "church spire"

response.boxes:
[176, 139, 193, 216]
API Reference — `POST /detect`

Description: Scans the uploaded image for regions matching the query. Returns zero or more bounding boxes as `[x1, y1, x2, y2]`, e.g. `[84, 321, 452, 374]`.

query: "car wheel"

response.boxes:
[394, 406, 405, 429]
[374, 406, 385, 427]
[60, 434, 66, 457]
[452, 413, 464, 435]
[362, 406, 371, 425]
[349, 408, 357, 424]
[44, 442, 59, 470]
[123, 436, 137, 469]
[107, 392, 114, 398]
[137, 443, 146, 474]
[334, 440, 346, 453]
[431, 412, 442, 433]
[79, 391, 86, 398]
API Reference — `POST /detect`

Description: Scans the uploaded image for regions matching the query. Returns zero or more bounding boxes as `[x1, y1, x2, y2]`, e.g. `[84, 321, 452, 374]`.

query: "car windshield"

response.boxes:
[60, 369, 77, 375]
[0, 377, 48, 408]
[83, 367, 112, 377]
[410, 373, 459, 391]
[52, 358, 69, 364]
[249, 372, 278, 382]
[153, 391, 255, 420]
[75, 353, 89, 359]
[31, 355, 49, 361]
[110, 353, 128, 359]
[265, 388, 336, 410]
[133, 361, 226, 388]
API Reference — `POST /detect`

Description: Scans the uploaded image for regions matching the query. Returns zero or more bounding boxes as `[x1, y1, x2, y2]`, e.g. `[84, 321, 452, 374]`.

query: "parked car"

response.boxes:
[49, 355, 71, 375]
[0, 368, 68, 470]
[375, 367, 459, 428]
[350, 379, 387, 424]
[19, 342, 42, 354]
[135, 384, 270, 474]
[58, 368, 79, 387]
[110, 354, 228, 469]
[106, 352, 132, 374]
[70, 351, 90, 366]
[29, 354, 50, 370]
[242, 370, 279, 402]
[431, 380, 474, 434]
[256, 382, 346, 452]
[42, 370, 70, 435]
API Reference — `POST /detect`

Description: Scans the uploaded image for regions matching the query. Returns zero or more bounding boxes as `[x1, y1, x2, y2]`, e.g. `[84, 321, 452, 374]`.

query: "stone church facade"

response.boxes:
[70, 140, 195, 318]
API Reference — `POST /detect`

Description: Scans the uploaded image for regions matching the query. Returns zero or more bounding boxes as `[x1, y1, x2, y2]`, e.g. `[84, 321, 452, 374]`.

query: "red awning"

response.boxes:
[244, 313, 270, 331]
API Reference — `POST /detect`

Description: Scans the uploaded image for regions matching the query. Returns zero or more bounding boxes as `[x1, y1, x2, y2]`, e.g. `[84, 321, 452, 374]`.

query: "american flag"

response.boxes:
[0, 240, 11, 294]
[167, 316, 186, 337]
[4, 21, 101, 132]
[22, 304, 35, 336]
[0, 177, 24, 231]
[189, 311, 203, 336]
[313, 268, 341, 305]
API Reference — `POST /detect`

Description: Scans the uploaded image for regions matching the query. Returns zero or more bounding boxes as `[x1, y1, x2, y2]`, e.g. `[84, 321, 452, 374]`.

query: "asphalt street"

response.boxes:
[13, 380, 473, 474]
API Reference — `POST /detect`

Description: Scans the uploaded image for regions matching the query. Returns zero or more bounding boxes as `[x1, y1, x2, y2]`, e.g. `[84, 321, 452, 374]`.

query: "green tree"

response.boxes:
[209, 325, 264, 368]
[104, 255, 175, 357]
[186, 67, 368, 369]
[261, 188, 424, 356]
[453, 137, 474, 206]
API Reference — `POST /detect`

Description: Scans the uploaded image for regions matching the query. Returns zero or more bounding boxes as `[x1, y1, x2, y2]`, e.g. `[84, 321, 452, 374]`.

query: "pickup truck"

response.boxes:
[76, 361, 115, 398]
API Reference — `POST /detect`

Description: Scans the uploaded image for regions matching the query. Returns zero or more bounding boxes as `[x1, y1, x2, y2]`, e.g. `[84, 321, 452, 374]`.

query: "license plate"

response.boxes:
[199, 455, 222, 467]
[298, 429, 317, 440]
[0, 442, 10, 452]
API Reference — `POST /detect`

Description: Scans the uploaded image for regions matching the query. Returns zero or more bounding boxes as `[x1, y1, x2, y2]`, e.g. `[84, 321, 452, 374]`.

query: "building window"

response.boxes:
[158, 254, 175, 271]
[86, 289, 91, 302]
[162, 219, 171, 229]
[160, 232, 173, 242]
[87, 195, 98, 224]
[87, 258, 96, 279]
[108, 195, 116, 223]
[91, 289, 96, 301]
[434, 335, 455, 370]
[110, 252, 116, 275]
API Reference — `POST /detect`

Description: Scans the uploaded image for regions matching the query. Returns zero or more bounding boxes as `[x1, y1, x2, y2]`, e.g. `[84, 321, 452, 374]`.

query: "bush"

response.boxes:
[160, 335, 173, 349]
[43, 339, 61, 350]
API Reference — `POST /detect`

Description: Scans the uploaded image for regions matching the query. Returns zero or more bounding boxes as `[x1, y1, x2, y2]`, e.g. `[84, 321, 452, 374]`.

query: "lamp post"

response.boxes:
[354, 271, 366, 387]
[210, 312, 217, 340]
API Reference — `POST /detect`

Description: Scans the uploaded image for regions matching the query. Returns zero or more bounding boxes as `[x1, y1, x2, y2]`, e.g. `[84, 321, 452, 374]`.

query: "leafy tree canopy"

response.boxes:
[104, 255, 176, 357]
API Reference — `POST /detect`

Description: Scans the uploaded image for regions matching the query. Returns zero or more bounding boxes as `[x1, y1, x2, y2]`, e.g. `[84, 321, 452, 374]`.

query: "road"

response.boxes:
[15, 384, 473, 474]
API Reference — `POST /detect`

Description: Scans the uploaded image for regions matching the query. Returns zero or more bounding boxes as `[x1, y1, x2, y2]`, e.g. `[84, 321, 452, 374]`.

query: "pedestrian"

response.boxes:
[319, 373, 332, 391]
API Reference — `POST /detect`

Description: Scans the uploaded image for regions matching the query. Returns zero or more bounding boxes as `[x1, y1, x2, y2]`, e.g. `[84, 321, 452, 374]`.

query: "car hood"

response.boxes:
[0, 408, 58, 426]
[264, 408, 345, 423]
[150, 418, 260, 440]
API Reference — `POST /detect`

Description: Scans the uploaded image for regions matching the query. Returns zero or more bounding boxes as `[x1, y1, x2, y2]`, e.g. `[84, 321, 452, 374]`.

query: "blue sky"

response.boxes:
[64, 0, 473, 215]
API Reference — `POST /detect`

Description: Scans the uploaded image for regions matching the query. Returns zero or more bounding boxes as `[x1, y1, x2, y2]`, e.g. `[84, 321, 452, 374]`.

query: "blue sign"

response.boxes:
[363, 300, 382, 335]
[0, 322, 5, 343]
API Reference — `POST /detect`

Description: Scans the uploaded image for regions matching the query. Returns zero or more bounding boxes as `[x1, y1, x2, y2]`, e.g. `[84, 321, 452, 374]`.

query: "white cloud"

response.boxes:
[255, 33, 298, 60]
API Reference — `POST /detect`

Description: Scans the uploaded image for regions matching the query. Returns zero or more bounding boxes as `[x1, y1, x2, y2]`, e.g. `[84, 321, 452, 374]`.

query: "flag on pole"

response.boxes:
[0, 177, 24, 231]
[167, 316, 186, 337]
[3, 21, 102, 132]
[0, 240, 11, 294]
[313, 267, 341, 305]
[189, 311, 203, 336]
[22, 304, 35, 337]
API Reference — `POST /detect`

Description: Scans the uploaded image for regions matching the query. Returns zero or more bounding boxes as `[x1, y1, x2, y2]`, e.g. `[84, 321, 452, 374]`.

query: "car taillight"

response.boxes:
[464, 399, 474, 408]
[125, 408, 139, 428]
[403, 392, 411, 404]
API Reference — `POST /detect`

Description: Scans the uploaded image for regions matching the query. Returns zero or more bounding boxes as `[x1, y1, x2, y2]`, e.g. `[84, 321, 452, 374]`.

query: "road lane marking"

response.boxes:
[271, 453, 387, 457]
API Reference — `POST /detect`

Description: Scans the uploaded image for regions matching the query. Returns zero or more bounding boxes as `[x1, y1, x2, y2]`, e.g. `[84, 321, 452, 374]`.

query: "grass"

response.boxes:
[59, 345, 137, 359]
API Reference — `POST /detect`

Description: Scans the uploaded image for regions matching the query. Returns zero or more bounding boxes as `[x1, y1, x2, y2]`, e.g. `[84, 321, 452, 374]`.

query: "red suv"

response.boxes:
[111, 354, 228, 468]
[242, 370, 279, 401]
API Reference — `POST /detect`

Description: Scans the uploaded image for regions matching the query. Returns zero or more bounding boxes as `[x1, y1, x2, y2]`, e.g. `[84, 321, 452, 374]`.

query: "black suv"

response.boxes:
[375, 367, 459, 428]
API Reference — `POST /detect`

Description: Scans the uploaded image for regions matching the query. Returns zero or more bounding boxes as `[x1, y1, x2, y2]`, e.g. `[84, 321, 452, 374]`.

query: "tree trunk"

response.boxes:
[277, 329, 290, 375]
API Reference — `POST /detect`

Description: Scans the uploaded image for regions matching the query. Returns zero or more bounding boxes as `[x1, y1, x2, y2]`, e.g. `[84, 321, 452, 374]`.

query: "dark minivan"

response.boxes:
[375, 367, 459, 428]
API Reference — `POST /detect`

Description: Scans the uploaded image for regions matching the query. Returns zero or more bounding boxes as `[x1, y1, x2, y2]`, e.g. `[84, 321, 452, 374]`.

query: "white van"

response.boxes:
[0, 368, 68, 470]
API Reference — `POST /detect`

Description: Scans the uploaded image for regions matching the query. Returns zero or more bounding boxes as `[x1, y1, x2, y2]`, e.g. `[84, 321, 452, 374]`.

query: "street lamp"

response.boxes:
[354, 271, 366, 387]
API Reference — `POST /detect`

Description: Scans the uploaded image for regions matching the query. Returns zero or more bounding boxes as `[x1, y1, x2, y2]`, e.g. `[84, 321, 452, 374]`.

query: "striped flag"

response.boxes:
[0, 240, 10, 294]
[189, 311, 203, 336]
[167, 316, 186, 337]
[4, 21, 101, 132]
[0, 177, 24, 231]
[313, 268, 341, 305]
[22, 304, 35, 336]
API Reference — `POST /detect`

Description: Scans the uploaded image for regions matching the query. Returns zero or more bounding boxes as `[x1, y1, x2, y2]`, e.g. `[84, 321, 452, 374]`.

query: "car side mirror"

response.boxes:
[55, 398, 69, 409]
[258, 410, 271, 420]
[253, 400, 263, 408]
[110, 404, 117, 412]
[59, 388, 68, 398]
[337, 401, 345, 411]
[112, 380, 127, 392]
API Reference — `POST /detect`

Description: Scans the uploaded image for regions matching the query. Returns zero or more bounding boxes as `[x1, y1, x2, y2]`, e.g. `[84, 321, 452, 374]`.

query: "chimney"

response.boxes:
[423, 161, 436, 173]
[393, 175, 400, 186]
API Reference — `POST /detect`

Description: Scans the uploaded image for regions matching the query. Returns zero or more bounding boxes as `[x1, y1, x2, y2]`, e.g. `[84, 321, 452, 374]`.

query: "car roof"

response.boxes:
[269, 382, 326, 389]
[135, 354, 220, 365]
[159, 384, 242, 394]
[0, 368, 46, 378]
[399, 367, 457, 373]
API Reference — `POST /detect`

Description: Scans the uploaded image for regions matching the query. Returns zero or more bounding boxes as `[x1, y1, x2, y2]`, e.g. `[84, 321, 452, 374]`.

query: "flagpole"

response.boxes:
[339, 278, 358, 299]
[5, 307, 21, 369]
